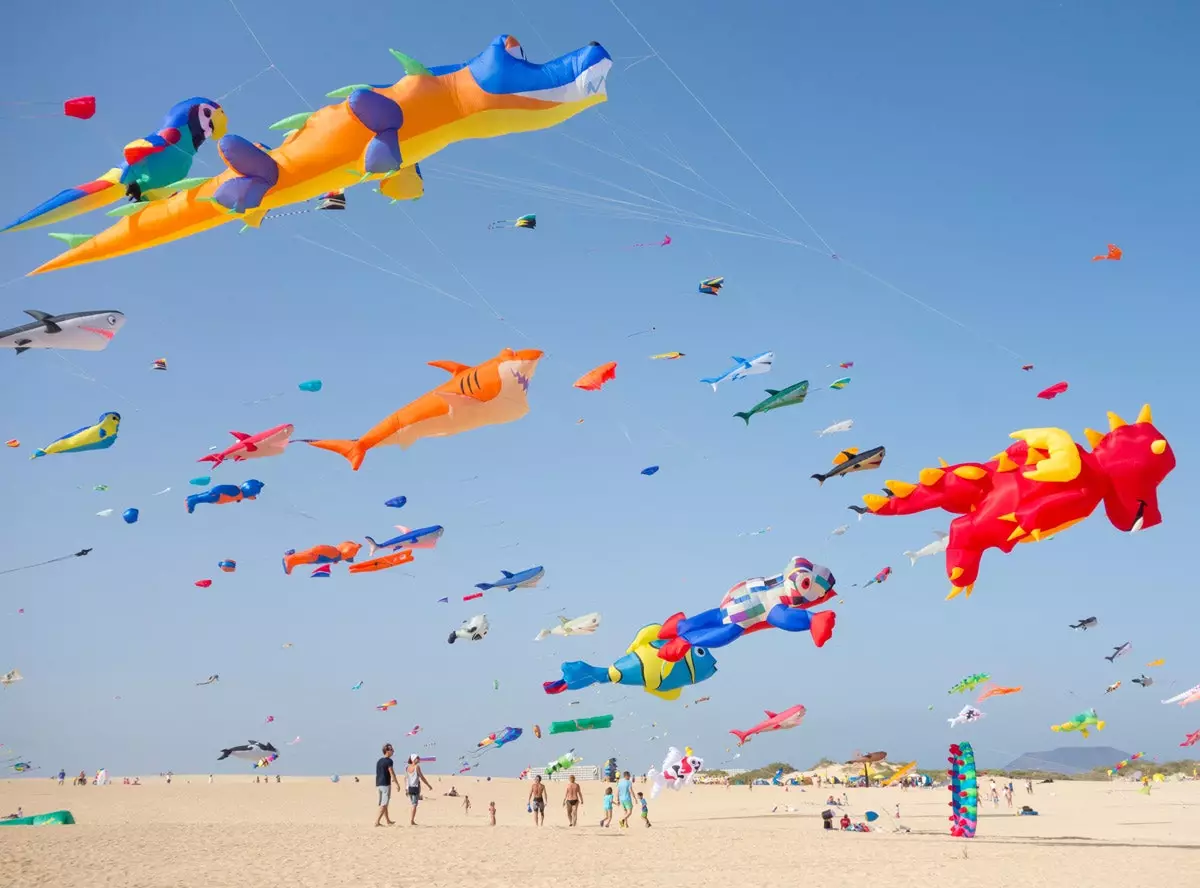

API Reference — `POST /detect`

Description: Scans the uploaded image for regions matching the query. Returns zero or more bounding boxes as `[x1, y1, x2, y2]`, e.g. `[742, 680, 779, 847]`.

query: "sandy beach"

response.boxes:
[2, 774, 1197, 887]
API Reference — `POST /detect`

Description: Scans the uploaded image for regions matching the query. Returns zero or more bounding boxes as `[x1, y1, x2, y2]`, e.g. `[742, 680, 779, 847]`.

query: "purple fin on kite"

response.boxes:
[213, 135, 280, 212]
[348, 90, 404, 175]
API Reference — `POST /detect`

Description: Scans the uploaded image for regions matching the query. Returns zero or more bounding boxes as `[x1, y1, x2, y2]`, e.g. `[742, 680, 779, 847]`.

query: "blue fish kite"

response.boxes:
[641, 465, 660, 476]
[699, 351, 773, 391]
[384, 496, 407, 509]
[543, 622, 718, 701]
[365, 525, 443, 556]
[475, 565, 544, 592]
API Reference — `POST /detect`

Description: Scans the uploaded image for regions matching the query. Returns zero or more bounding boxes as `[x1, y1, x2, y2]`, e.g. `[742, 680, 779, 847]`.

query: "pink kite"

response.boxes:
[1180, 729, 1200, 748]
[1037, 382, 1069, 400]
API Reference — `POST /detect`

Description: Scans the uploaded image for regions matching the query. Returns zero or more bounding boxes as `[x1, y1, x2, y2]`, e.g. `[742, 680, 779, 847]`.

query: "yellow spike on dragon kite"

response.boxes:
[24, 35, 611, 275]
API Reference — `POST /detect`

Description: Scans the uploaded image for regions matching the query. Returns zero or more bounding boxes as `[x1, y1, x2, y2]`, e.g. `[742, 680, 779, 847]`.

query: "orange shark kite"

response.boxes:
[307, 348, 543, 471]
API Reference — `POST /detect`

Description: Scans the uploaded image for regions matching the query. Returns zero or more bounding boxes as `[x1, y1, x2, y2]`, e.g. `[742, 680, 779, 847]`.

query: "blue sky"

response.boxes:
[1, 0, 1196, 777]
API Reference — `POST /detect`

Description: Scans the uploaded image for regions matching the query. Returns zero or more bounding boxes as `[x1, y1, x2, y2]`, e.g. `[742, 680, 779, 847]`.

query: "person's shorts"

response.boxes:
[621, 801, 633, 812]
[377, 785, 391, 806]
[407, 787, 421, 805]
[566, 799, 578, 807]
[531, 798, 545, 812]
[640, 811, 648, 819]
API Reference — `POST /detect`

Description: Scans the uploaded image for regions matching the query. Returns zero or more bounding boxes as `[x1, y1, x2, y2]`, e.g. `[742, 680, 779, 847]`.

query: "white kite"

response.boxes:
[1, 668, 23, 688]
[1162, 684, 1200, 707]
[448, 614, 489, 644]
[904, 531, 949, 566]
[534, 612, 601, 641]
[816, 420, 854, 436]
[948, 705, 985, 727]
[646, 745, 704, 798]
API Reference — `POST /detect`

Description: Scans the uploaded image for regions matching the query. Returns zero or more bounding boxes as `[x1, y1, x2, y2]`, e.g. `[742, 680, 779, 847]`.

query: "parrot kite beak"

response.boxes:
[211, 107, 229, 141]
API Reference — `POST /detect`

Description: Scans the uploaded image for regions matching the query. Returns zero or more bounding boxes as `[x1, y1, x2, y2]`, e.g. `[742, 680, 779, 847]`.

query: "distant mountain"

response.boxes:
[1002, 746, 1130, 775]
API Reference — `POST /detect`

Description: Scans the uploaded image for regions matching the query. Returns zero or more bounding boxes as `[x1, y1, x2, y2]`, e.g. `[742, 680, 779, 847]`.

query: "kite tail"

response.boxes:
[700, 377, 721, 392]
[729, 729, 750, 746]
[734, 412, 753, 425]
[30, 449, 46, 460]
[2, 168, 124, 233]
[810, 473, 826, 486]
[904, 551, 918, 566]
[197, 453, 224, 467]
[556, 660, 612, 691]
[307, 438, 366, 471]
[364, 536, 382, 558]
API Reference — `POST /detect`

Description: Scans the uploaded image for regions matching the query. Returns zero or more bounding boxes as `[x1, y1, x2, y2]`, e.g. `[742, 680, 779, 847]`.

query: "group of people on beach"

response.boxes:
[526, 769, 650, 828]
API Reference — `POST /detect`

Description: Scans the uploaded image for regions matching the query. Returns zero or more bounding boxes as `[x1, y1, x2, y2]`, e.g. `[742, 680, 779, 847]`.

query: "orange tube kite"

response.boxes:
[348, 549, 414, 574]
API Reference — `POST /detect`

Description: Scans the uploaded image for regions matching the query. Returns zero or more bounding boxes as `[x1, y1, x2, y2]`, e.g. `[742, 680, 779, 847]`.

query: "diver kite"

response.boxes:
[1070, 617, 1098, 631]
[654, 557, 837, 662]
[543, 623, 718, 701]
[730, 705, 806, 746]
[1, 309, 124, 354]
[196, 675, 219, 686]
[305, 348, 543, 471]
[198, 424, 294, 468]
[186, 480, 264, 513]
[488, 214, 535, 230]
[3, 98, 224, 235]
[1105, 681, 1121, 694]
[812, 446, 885, 485]
[448, 613, 489, 644]
[32, 412, 120, 459]
[376, 699, 398, 711]
[28, 36, 612, 275]
[848, 405, 1175, 599]
[282, 541, 361, 575]
[573, 361, 616, 391]
[1051, 709, 1105, 738]
[1092, 244, 1122, 261]
[698, 277, 723, 295]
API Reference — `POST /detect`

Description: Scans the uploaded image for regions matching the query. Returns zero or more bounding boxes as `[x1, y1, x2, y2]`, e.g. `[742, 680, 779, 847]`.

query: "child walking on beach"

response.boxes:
[638, 792, 650, 827]
[462, 795, 471, 815]
[488, 801, 496, 826]
[600, 786, 614, 827]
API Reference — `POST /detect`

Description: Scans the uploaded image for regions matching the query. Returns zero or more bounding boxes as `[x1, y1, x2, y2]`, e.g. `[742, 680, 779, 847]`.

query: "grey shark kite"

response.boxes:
[1, 309, 124, 354]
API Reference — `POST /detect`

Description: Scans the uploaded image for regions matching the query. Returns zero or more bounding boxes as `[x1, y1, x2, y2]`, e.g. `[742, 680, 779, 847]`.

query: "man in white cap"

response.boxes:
[404, 753, 433, 825]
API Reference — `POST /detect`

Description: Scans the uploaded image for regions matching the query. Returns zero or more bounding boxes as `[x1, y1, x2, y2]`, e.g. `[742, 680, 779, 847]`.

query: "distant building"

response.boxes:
[527, 765, 600, 781]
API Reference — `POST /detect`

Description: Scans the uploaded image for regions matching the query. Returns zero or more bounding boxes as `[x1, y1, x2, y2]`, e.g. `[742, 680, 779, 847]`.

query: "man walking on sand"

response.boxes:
[562, 774, 583, 826]
[528, 774, 548, 826]
[617, 770, 634, 828]
[375, 743, 401, 827]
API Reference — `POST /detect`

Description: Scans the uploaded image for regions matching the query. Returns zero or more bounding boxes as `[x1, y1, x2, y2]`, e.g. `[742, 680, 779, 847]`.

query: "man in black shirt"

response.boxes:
[375, 743, 400, 826]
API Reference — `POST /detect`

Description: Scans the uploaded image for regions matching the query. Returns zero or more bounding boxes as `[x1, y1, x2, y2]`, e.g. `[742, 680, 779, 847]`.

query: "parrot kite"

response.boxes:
[2, 98, 226, 235]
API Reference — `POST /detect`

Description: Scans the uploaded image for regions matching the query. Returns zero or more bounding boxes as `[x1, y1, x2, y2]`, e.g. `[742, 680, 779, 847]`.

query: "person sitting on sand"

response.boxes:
[446, 786, 458, 797]
[839, 813, 851, 830]
[563, 775, 583, 827]
[528, 775, 547, 826]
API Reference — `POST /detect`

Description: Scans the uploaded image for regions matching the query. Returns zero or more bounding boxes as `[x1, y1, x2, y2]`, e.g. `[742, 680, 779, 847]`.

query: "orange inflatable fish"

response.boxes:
[307, 348, 542, 470]
[573, 361, 617, 391]
[348, 549, 414, 574]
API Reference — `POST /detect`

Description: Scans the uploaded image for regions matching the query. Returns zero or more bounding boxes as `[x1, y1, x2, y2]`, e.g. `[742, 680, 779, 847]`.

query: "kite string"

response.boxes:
[606, 0, 838, 258]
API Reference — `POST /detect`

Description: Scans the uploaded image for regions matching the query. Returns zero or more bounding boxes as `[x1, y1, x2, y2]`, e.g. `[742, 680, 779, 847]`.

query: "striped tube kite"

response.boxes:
[27, 36, 612, 275]
[947, 742, 978, 838]
[849, 405, 1176, 599]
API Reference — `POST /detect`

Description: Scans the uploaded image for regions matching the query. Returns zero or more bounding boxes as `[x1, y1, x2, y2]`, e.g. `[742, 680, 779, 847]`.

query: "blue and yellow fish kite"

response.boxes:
[31, 412, 120, 458]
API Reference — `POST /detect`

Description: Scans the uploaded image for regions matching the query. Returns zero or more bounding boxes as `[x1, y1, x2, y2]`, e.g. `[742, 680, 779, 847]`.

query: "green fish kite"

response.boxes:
[734, 380, 810, 425]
